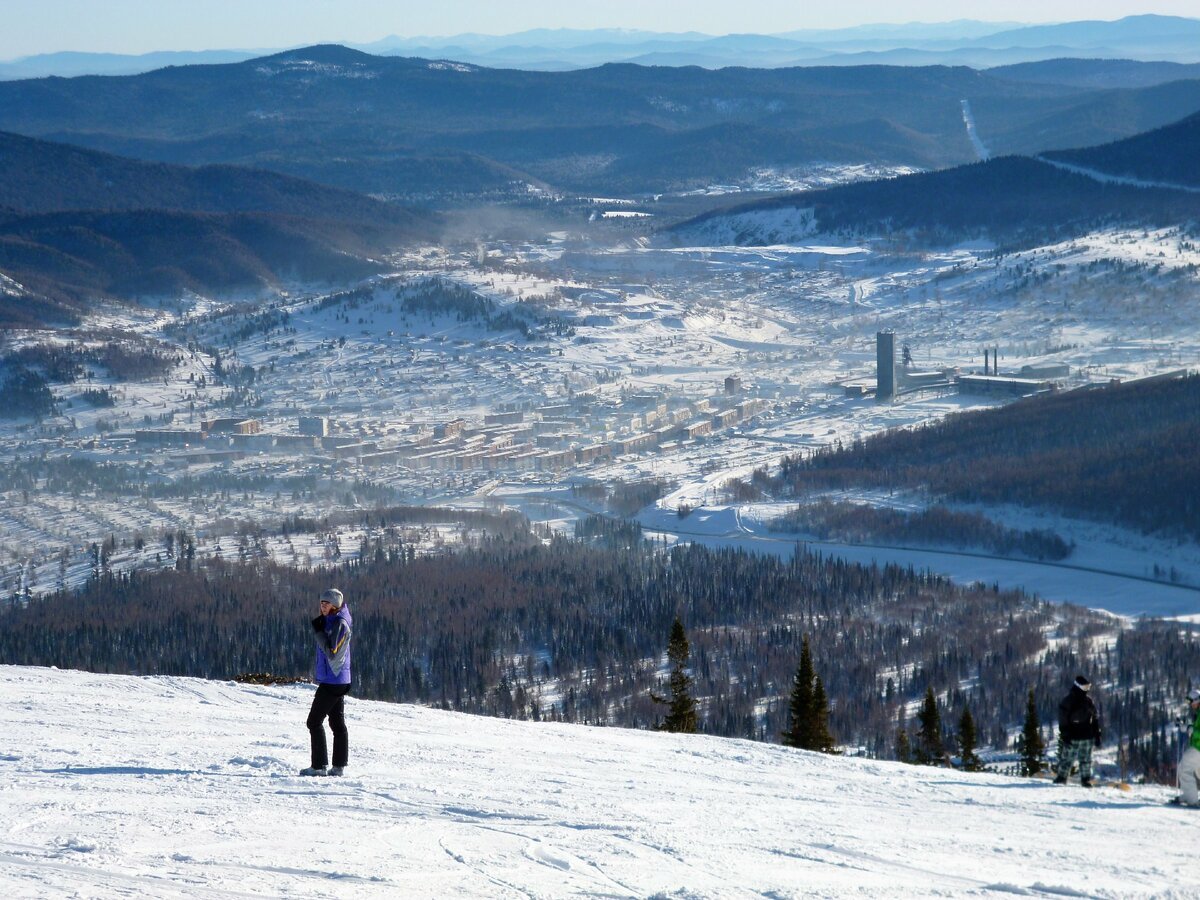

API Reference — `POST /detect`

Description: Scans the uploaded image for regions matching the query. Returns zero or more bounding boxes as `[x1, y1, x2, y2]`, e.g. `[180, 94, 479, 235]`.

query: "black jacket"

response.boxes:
[1058, 686, 1101, 743]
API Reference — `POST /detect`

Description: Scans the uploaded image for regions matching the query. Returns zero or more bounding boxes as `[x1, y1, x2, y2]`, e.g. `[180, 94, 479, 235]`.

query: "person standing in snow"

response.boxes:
[1176, 688, 1200, 807]
[1053, 674, 1101, 787]
[300, 588, 352, 777]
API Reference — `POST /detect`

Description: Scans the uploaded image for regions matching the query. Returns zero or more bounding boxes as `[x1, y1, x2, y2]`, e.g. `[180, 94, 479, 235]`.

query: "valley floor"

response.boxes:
[0, 666, 1194, 898]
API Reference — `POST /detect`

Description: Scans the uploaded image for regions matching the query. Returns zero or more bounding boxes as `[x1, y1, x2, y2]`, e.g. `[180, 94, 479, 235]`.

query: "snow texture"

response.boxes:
[4, 227, 1199, 613]
[0, 665, 1194, 898]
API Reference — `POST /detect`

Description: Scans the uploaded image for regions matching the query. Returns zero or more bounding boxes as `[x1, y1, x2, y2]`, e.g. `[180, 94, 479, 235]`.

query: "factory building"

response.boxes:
[1019, 364, 1071, 380]
[956, 374, 1054, 397]
[876, 331, 896, 401]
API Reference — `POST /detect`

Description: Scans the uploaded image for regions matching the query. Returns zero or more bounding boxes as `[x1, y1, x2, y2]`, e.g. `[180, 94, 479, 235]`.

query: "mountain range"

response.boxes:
[5, 16, 1200, 77]
[5, 41, 1200, 324]
[3, 44, 1200, 200]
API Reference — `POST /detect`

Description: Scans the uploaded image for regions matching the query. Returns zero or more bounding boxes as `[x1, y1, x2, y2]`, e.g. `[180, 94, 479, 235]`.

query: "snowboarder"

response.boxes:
[1176, 688, 1200, 807]
[299, 588, 353, 777]
[1053, 674, 1101, 787]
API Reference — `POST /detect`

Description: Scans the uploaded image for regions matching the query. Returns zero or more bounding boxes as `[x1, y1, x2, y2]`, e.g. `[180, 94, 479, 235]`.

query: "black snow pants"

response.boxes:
[307, 683, 351, 769]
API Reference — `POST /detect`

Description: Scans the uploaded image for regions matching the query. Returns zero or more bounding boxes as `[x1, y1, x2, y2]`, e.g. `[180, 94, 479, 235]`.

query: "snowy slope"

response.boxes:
[0, 667, 1193, 899]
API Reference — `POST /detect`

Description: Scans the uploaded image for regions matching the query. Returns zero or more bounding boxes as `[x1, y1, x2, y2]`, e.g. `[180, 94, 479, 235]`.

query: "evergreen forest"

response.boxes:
[2, 532, 1196, 781]
[763, 373, 1200, 540]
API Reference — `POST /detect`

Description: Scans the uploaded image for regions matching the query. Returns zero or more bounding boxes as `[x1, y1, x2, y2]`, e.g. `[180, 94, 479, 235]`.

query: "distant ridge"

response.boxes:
[1045, 111, 1200, 188]
[6, 16, 1200, 81]
[5, 47, 1200, 197]
[973, 14, 1200, 52]
[672, 111, 1200, 247]
[0, 132, 438, 327]
[989, 58, 1200, 90]
[0, 131, 426, 224]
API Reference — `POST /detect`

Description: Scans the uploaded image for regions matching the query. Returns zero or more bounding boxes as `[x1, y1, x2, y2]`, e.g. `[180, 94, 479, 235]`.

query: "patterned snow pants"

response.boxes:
[1055, 737, 1094, 781]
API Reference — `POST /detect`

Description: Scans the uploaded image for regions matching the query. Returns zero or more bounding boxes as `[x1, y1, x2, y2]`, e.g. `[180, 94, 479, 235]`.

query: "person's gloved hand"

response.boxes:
[312, 615, 325, 633]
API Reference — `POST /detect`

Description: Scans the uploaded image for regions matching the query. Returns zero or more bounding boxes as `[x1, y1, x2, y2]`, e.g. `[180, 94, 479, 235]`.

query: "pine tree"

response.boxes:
[654, 617, 698, 734]
[781, 636, 836, 752]
[916, 686, 944, 765]
[896, 728, 912, 763]
[1017, 688, 1045, 777]
[811, 675, 837, 753]
[958, 706, 983, 772]
[782, 635, 816, 749]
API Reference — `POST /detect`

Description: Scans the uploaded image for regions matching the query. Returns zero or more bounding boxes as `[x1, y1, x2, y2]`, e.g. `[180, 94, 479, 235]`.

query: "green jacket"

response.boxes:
[1192, 708, 1200, 752]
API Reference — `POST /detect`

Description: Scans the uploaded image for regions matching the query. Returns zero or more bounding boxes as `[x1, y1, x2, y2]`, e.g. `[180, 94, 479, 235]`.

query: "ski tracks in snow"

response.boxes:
[2, 667, 1196, 898]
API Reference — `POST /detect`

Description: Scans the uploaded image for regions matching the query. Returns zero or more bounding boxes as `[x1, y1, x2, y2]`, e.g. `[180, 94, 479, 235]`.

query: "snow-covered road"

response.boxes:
[1036, 156, 1200, 195]
[0, 667, 1194, 898]
[960, 99, 991, 161]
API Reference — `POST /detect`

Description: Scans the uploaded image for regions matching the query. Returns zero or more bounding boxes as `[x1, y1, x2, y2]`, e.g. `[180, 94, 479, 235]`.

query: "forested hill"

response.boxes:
[989, 58, 1200, 90]
[672, 154, 1200, 246]
[765, 373, 1200, 540]
[3, 45, 1200, 195]
[0, 209, 394, 328]
[1045, 111, 1200, 188]
[0, 132, 440, 327]
[0, 131, 431, 226]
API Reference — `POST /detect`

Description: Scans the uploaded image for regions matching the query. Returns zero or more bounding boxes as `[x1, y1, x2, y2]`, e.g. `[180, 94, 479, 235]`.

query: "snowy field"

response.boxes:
[3, 224, 1199, 611]
[0, 665, 1195, 899]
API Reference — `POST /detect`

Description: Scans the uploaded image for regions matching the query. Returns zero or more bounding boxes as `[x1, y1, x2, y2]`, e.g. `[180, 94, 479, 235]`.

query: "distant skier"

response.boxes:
[299, 588, 353, 777]
[1176, 688, 1200, 807]
[1053, 675, 1101, 787]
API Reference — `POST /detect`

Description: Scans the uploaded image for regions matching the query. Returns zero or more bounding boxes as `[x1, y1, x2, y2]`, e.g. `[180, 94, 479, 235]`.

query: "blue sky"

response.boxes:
[2, 1, 1194, 59]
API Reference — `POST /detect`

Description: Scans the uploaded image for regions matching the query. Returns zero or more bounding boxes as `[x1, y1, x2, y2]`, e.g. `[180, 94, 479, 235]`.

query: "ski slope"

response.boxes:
[0, 666, 1194, 898]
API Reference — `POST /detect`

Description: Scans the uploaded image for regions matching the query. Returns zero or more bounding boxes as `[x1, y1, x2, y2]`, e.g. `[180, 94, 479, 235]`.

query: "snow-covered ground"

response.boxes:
[0, 666, 1193, 899]
[1036, 157, 1200, 196]
[644, 494, 1200, 618]
[3, 225, 1198, 610]
[675, 163, 921, 197]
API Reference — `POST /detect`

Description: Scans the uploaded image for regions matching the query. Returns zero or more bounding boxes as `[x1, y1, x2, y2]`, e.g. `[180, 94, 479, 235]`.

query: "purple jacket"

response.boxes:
[313, 604, 352, 685]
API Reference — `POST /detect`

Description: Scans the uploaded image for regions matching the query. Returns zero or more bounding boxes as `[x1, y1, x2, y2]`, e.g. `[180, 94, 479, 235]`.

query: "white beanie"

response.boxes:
[320, 588, 344, 609]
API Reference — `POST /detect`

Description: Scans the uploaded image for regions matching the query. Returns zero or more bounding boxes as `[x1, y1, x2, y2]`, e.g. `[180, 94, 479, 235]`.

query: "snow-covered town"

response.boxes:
[3, 223, 1199, 610]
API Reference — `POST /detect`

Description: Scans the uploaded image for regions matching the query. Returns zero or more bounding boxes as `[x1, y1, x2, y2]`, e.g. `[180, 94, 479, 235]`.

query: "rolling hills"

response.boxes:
[0, 130, 430, 222]
[4, 45, 1200, 197]
[1046, 110, 1200, 188]
[7, 16, 1200, 77]
[673, 106, 1200, 246]
[673, 155, 1200, 246]
[0, 132, 438, 327]
[989, 58, 1200, 90]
